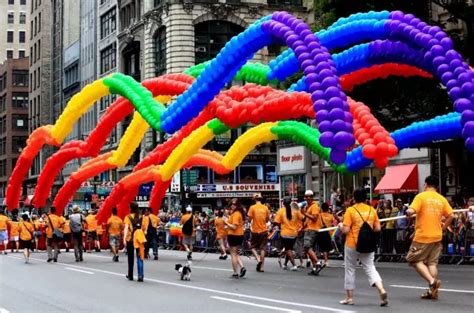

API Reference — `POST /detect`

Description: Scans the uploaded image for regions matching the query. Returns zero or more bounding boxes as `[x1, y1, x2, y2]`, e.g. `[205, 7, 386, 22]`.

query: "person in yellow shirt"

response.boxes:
[144, 207, 160, 260]
[274, 198, 304, 271]
[301, 190, 323, 275]
[61, 215, 71, 252]
[85, 210, 100, 253]
[338, 188, 387, 306]
[247, 193, 270, 272]
[318, 203, 335, 267]
[96, 221, 103, 252]
[180, 206, 198, 261]
[214, 210, 228, 260]
[19, 213, 35, 263]
[406, 175, 453, 300]
[45, 206, 64, 262]
[32, 214, 43, 252]
[224, 199, 246, 279]
[123, 202, 148, 282]
[0, 208, 10, 255]
[8, 215, 20, 253]
[107, 207, 123, 262]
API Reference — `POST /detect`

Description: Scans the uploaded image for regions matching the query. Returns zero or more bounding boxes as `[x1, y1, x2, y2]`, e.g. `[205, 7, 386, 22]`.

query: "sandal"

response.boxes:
[339, 299, 354, 305]
[380, 292, 388, 307]
[430, 279, 441, 300]
[420, 290, 433, 300]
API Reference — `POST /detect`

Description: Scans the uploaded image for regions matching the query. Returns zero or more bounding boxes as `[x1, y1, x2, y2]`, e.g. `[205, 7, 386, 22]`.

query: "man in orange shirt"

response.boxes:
[180, 206, 197, 261]
[301, 190, 323, 275]
[107, 207, 123, 262]
[0, 207, 10, 254]
[61, 215, 71, 252]
[85, 210, 100, 253]
[8, 215, 20, 253]
[248, 193, 270, 272]
[214, 210, 228, 260]
[45, 206, 64, 262]
[406, 175, 453, 300]
[144, 207, 160, 260]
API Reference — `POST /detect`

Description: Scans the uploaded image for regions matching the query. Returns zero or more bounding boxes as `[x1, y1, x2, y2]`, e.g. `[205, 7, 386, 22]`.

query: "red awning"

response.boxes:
[374, 164, 419, 194]
[23, 195, 34, 205]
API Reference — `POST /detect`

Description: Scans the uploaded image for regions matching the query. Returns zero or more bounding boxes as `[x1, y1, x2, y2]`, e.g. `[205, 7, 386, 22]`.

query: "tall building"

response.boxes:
[0, 58, 29, 198]
[0, 0, 30, 63]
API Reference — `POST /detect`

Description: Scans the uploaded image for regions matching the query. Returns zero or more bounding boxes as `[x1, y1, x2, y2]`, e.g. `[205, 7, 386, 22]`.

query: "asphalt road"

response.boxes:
[0, 249, 473, 313]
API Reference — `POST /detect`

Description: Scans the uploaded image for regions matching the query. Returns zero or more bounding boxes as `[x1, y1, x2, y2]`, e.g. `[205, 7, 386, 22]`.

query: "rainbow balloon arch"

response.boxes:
[5, 11, 474, 223]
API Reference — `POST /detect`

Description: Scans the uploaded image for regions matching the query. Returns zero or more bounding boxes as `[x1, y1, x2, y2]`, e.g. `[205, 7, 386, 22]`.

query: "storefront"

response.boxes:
[277, 146, 313, 200]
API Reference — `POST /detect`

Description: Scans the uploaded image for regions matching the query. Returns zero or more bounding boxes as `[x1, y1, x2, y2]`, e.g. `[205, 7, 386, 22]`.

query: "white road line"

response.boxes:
[211, 296, 302, 313]
[193, 266, 232, 272]
[65, 267, 94, 275]
[390, 285, 474, 294]
[15, 256, 354, 313]
[0, 308, 11, 313]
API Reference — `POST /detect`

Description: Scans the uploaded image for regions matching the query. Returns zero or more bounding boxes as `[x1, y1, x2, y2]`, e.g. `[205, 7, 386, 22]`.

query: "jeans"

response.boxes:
[72, 232, 83, 261]
[344, 246, 382, 290]
[47, 238, 59, 260]
[127, 241, 144, 279]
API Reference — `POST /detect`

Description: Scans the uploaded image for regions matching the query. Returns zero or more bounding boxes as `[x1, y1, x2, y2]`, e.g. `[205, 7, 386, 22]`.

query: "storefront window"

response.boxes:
[239, 165, 263, 183]
[213, 170, 234, 183]
[280, 174, 306, 200]
[265, 165, 277, 183]
[195, 167, 210, 184]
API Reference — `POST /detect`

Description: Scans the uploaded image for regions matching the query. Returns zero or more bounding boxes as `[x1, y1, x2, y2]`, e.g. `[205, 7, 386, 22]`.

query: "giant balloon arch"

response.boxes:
[5, 11, 474, 223]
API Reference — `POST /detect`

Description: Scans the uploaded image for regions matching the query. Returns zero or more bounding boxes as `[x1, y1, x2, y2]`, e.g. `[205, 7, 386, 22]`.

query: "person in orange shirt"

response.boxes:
[0, 208, 10, 255]
[318, 203, 335, 267]
[19, 213, 35, 263]
[32, 214, 43, 252]
[301, 190, 323, 275]
[214, 210, 228, 260]
[247, 193, 270, 272]
[274, 198, 304, 271]
[406, 175, 453, 300]
[62, 215, 71, 252]
[8, 215, 20, 253]
[180, 206, 197, 261]
[96, 221, 103, 252]
[144, 207, 160, 260]
[107, 207, 123, 262]
[45, 206, 64, 262]
[85, 210, 100, 253]
[338, 188, 387, 306]
[224, 199, 246, 279]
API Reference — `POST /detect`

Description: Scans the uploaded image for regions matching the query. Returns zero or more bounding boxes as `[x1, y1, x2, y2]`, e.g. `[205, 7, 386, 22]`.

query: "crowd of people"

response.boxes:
[1, 175, 473, 306]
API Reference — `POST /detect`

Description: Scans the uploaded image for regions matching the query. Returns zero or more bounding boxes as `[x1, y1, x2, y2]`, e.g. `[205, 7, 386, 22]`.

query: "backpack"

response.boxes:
[182, 215, 193, 236]
[129, 214, 143, 235]
[353, 207, 377, 253]
[70, 213, 83, 233]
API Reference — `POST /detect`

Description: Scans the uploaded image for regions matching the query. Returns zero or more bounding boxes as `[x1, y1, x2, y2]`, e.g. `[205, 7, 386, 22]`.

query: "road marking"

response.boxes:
[211, 296, 302, 313]
[193, 266, 232, 272]
[15, 256, 354, 313]
[0, 308, 11, 313]
[390, 285, 474, 294]
[65, 267, 94, 275]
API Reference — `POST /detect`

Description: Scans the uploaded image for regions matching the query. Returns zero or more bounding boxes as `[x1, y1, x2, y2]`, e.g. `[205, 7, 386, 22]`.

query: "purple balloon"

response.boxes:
[344, 112, 353, 123]
[301, 59, 313, 69]
[435, 31, 446, 41]
[462, 110, 474, 125]
[297, 52, 311, 64]
[286, 34, 299, 46]
[432, 56, 446, 67]
[327, 97, 344, 110]
[313, 99, 327, 112]
[458, 73, 471, 84]
[390, 11, 404, 20]
[330, 149, 346, 164]
[315, 62, 331, 73]
[321, 77, 338, 89]
[465, 137, 474, 151]
[294, 45, 307, 55]
[316, 110, 329, 123]
[462, 82, 474, 96]
[319, 132, 334, 148]
[441, 72, 454, 85]
[319, 121, 332, 134]
[328, 108, 345, 121]
[307, 42, 320, 51]
[440, 37, 453, 50]
[308, 82, 321, 93]
[333, 132, 354, 150]
[295, 23, 307, 34]
[319, 69, 333, 80]
[344, 121, 354, 133]
[446, 79, 459, 90]
[431, 45, 445, 57]
[453, 67, 466, 77]
[311, 91, 324, 102]
[305, 73, 318, 86]
[331, 120, 346, 133]
[463, 121, 474, 137]
[449, 87, 462, 100]
[304, 65, 317, 75]
[436, 64, 450, 76]
[403, 14, 415, 23]
[455, 98, 473, 112]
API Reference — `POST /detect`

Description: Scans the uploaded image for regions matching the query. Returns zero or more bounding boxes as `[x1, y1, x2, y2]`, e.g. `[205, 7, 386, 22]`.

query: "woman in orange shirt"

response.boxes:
[8, 216, 20, 253]
[19, 214, 35, 263]
[214, 210, 228, 260]
[224, 199, 246, 279]
[62, 216, 71, 252]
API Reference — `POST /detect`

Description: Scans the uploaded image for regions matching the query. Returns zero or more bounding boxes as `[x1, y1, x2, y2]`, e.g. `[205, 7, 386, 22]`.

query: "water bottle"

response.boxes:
[447, 243, 454, 255]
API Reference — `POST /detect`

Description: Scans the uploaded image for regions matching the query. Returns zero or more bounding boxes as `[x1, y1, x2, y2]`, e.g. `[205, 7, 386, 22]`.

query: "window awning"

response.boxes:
[374, 164, 419, 194]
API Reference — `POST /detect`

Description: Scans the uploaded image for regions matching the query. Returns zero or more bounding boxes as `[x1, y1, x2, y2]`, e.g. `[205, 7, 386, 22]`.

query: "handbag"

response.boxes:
[48, 215, 64, 239]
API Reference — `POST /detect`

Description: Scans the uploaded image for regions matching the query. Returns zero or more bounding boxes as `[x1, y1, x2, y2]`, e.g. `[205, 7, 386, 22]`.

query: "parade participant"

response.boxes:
[31, 214, 42, 252]
[123, 202, 148, 282]
[69, 206, 84, 262]
[224, 199, 246, 278]
[215, 210, 228, 260]
[0, 208, 10, 254]
[338, 188, 388, 306]
[247, 193, 270, 272]
[318, 203, 334, 267]
[19, 214, 34, 263]
[8, 215, 20, 253]
[85, 210, 99, 253]
[301, 190, 323, 275]
[144, 207, 160, 260]
[406, 175, 453, 300]
[62, 215, 71, 252]
[96, 221, 103, 252]
[180, 206, 197, 261]
[45, 206, 64, 263]
[106, 208, 123, 262]
[274, 198, 304, 271]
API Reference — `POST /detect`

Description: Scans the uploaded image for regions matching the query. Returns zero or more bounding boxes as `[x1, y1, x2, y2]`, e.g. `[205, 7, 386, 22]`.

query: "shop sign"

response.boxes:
[278, 146, 307, 174]
[196, 184, 279, 192]
[197, 192, 256, 198]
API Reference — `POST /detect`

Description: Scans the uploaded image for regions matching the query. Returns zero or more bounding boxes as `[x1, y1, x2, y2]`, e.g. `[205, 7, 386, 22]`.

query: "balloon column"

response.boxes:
[4, 11, 472, 222]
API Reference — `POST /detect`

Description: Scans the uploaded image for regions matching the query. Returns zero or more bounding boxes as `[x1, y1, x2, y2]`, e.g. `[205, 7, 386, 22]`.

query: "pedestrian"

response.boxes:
[144, 207, 160, 260]
[96, 221, 103, 252]
[8, 214, 20, 253]
[0, 207, 9, 255]
[405, 175, 453, 300]
[69, 205, 84, 262]
[247, 193, 271, 272]
[62, 215, 71, 252]
[224, 199, 246, 279]
[383, 200, 397, 257]
[19, 213, 34, 263]
[274, 198, 304, 271]
[180, 205, 197, 261]
[32, 214, 42, 252]
[85, 210, 100, 252]
[330, 188, 338, 212]
[338, 188, 388, 307]
[123, 202, 148, 282]
[214, 210, 228, 260]
[106, 207, 123, 262]
[45, 206, 64, 263]
[318, 203, 334, 267]
[301, 190, 324, 275]
[395, 199, 409, 254]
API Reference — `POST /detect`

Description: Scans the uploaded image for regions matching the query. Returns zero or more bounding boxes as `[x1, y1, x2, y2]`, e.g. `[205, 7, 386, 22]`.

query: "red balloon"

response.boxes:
[374, 133, 387, 144]
[362, 144, 377, 159]
[376, 142, 389, 155]
[357, 133, 370, 145]
[374, 157, 389, 169]
[387, 144, 399, 157]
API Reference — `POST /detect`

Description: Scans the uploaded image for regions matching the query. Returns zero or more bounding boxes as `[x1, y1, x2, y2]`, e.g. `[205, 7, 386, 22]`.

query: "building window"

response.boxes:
[19, 30, 26, 43]
[19, 12, 26, 24]
[30, 20, 33, 39]
[12, 70, 28, 86]
[8, 12, 14, 24]
[37, 40, 41, 60]
[154, 27, 166, 76]
[267, 0, 302, 6]
[0, 95, 5, 111]
[12, 92, 28, 108]
[64, 64, 78, 87]
[0, 74, 6, 91]
[37, 66, 40, 88]
[7, 31, 14, 43]
[12, 114, 28, 130]
[266, 165, 277, 183]
[20, 0, 26, 4]
[154, 0, 162, 7]
[100, 43, 116, 74]
[12, 136, 28, 153]
[6, 50, 14, 59]
[18, 50, 25, 58]
[1, 116, 7, 133]
[8, 0, 14, 5]
[100, 8, 116, 39]
[100, 94, 116, 112]
[38, 12, 41, 32]
[0, 138, 5, 155]
[239, 165, 263, 183]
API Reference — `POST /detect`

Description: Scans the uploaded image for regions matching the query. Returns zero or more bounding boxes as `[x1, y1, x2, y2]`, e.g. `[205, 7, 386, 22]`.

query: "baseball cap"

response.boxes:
[304, 190, 314, 196]
[186, 206, 192, 212]
[253, 193, 262, 199]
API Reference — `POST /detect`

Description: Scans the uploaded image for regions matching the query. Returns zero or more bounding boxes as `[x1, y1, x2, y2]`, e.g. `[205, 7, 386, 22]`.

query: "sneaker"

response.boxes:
[53, 259, 58, 262]
[380, 292, 388, 307]
[231, 273, 239, 279]
[219, 255, 224, 260]
[66, 248, 69, 252]
[126, 275, 133, 281]
[256, 261, 263, 272]
[137, 277, 144, 282]
[306, 260, 311, 268]
[308, 268, 319, 276]
[222, 254, 228, 260]
[239, 267, 247, 278]
[116, 256, 119, 262]
[154, 255, 158, 260]
[290, 265, 298, 271]
[47, 258, 53, 263]
[282, 265, 288, 270]
[187, 252, 192, 261]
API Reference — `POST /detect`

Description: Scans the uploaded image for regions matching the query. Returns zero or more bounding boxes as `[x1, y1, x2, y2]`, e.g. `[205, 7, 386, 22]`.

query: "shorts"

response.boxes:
[109, 235, 120, 248]
[250, 231, 268, 250]
[182, 235, 195, 246]
[87, 231, 97, 241]
[303, 230, 318, 249]
[33, 231, 42, 238]
[20, 239, 31, 249]
[63, 233, 71, 242]
[227, 235, 244, 247]
[0, 230, 8, 242]
[294, 234, 305, 257]
[406, 241, 442, 266]
[281, 237, 296, 250]
[98, 234, 102, 241]
[317, 232, 332, 253]
[10, 235, 19, 242]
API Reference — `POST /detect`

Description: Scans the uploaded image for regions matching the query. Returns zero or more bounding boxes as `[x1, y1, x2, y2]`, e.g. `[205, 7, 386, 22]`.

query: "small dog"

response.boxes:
[175, 262, 192, 281]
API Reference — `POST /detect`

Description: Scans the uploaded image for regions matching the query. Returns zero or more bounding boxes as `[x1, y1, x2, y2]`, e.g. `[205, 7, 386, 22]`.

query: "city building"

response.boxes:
[0, 0, 30, 63]
[0, 58, 29, 199]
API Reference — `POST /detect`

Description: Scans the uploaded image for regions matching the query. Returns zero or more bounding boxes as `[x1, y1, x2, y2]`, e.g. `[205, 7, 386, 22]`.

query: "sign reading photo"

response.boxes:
[278, 146, 308, 174]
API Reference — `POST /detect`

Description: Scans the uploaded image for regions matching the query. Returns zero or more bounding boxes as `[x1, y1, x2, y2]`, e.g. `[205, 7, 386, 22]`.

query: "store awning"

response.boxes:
[374, 164, 418, 194]
[23, 195, 34, 206]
